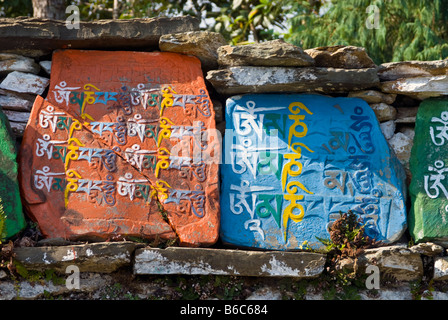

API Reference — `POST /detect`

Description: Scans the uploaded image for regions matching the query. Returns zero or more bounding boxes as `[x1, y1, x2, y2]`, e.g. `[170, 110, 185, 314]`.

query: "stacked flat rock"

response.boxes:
[18, 50, 220, 246]
[409, 98, 448, 243]
[0, 16, 200, 56]
[304, 45, 376, 69]
[220, 93, 407, 250]
[379, 60, 448, 100]
[159, 31, 227, 70]
[0, 53, 49, 136]
[217, 39, 315, 67]
[207, 43, 379, 96]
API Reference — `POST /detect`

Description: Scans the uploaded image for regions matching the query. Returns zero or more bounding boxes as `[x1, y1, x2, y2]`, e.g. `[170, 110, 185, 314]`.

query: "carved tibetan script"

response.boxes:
[19, 50, 220, 246]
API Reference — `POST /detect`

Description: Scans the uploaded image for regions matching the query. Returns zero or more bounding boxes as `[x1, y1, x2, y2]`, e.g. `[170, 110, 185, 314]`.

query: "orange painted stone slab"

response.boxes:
[18, 50, 220, 246]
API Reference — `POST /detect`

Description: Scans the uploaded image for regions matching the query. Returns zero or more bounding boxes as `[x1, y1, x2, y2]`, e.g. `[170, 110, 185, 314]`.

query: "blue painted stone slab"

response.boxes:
[220, 94, 407, 250]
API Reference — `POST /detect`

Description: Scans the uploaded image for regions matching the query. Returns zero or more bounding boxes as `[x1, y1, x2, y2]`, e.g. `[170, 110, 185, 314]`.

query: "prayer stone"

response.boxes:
[18, 50, 220, 247]
[220, 94, 407, 250]
[409, 98, 448, 243]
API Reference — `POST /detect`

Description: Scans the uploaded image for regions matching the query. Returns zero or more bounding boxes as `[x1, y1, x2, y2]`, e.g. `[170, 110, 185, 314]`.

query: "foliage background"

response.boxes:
[1, 0, 448, 64]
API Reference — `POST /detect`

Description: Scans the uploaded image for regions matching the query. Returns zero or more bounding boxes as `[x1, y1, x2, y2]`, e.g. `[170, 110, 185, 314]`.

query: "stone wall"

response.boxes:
[1, 16, 448, 301]
[1, 25, 422, 181]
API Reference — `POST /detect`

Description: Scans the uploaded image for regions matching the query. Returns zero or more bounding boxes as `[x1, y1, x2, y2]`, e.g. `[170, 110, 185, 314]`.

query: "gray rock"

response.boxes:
[0, 16, 200, 57]
[380, 75, 448, 100]
[10, 280, 64, 300]
[0, 273, 112, 300]
[433, 256, 448, 281]
[347, 89, 396, 104]
[159, 31, 227, 70]
[426, 291, 448, 300]
[0, 94, 33, 111]
[39, 60, 51, 75]
[399, 126, 415, 140]
[369, 102, 397, 122]
[358, 246, 424, 282]
[388, 132, 413, 169]
[0, 270, 7, 280]
[13, 241, 136, 273]
[0, 53, 40, 75]
[3, 110, 30, 123]
[37, 237, 78, 246]
[8, 122, 26, 137]
[0, 88, 36, 101]
[378, 60, 448, 81]
[211, 99, 224, 123]
[246, 287, 282, 300]
[395, 117, 416, 125]
[0, 71, 49, 95]
[206, 66, 379, 95]
[217, 39, 314, 67]
[380, 120, 396, 140]
[0, 282, 21, 300]
[358, 286, 414, 300]
[134, 247, 326, 278]
[409, 242, 444, 256]
[395, 106, 418, 124]
[305, 45, 376, 69]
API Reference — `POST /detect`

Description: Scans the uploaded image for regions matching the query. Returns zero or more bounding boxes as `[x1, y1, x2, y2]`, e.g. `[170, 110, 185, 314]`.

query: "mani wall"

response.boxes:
[2, 16, 448, 293]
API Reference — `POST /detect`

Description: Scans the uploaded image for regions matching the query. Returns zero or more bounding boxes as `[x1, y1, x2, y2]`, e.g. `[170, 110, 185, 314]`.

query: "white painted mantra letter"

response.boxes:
[424, 160, 448, 199]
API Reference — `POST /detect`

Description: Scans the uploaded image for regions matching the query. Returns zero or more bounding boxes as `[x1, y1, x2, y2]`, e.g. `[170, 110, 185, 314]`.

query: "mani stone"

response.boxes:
[0, 108, 26, 238]
[409, 98, 448, 243]
[220, 94, 407, 250]
[18, 50, 220, 247]
[217, 39, 315, 67]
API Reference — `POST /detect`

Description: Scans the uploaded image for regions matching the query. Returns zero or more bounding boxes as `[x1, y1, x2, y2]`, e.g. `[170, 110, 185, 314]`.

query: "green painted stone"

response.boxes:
[0, 108, 25, 239]
[409, 98, 448, 243]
